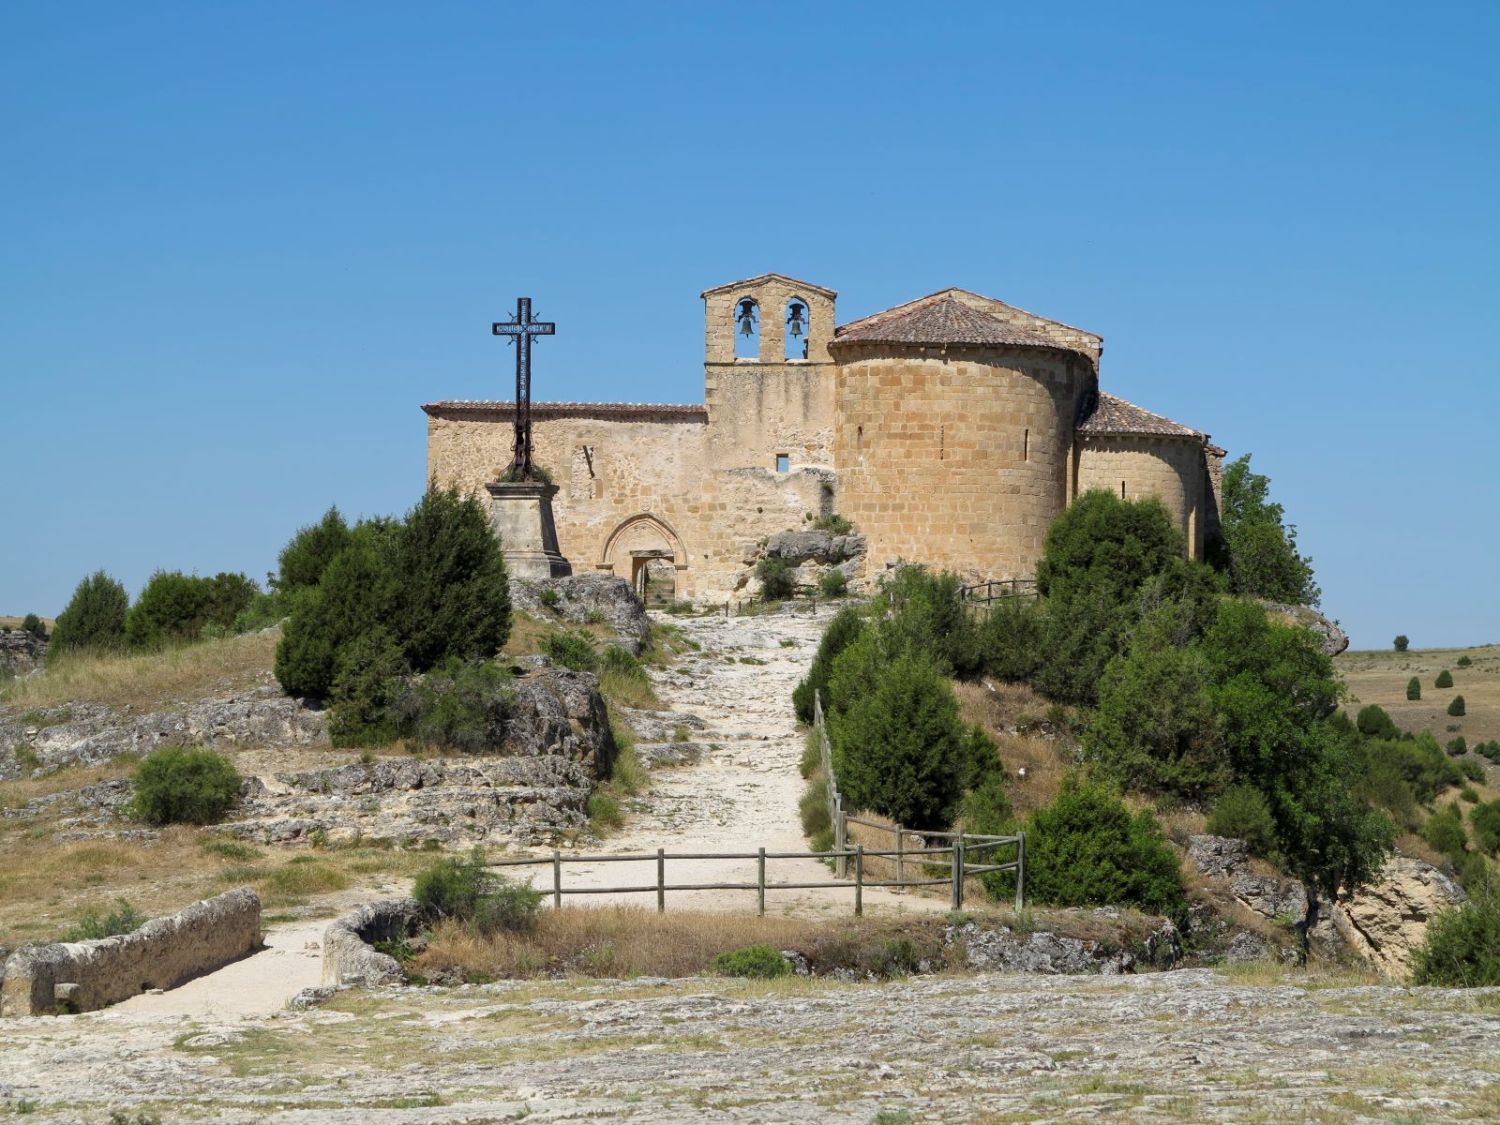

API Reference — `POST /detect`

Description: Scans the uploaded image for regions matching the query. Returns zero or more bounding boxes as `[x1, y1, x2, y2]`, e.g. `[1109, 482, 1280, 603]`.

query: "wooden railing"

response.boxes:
[959, 578, 1038, 604]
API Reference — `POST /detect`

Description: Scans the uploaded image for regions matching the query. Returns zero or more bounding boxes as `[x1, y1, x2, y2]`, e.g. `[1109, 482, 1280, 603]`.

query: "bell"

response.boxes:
[787, 301, 805, 338]
[737, 299, 757, 336]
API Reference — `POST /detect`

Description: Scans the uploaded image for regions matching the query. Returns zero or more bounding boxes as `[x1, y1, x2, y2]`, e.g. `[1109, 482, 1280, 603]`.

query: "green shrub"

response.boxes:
[975, 594, 1046, 683]
[60, 898, 146, 942]
[538, 587, 560, 609]
[959, 776, 1016, 900]
[1461, 785, 1481, 804]
[401, 660, 515, 754]
[798, 775, 833, 852]
[757, 557, 795, 601]
[1478, 740, 1500, 762]
[818, 569, 848, 598]
[813, 513, 853, 536]
[125, 571, 259, 649]
[1358, 733, 1461, 805]
[1356, 705, 1401, 741]
[1459, 757, 1487, 783]
[542, 630, 599, 672]
[876, 566, 979, 678]
[1422, 803, 1468, 861]
[412, 849, 540, 934]
[1407, 677, 1422, 701]
[1206, 785, 1278, 857]
[1448, 736, 1468, 756]
[277, 506, 352, 592]
[1410, 892, 1500, 987]
[1471, 801, 1500, 856]
[1457, 655, 1473, 667]
[129, 747, 242, 826]
[793, 606, 865, 724]
[831, 651, 974, 830]
[1020, 776, 1185, 918]
[586, 791, 623, 829]
[1436, 669, 1454, 689]
[50, 570, 129, 653]
[712, 944, 791, 979]
[20, 613, 46, 640]
[1448, 695, 1466, 717]
[1394, 635, 1409, 652]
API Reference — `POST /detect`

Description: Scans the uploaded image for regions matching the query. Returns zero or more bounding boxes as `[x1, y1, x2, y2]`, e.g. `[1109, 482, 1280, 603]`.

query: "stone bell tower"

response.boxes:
[699, 273, 838, 475]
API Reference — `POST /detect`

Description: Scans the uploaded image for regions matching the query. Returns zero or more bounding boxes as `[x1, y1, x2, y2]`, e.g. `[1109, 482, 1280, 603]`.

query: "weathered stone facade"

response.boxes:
[426, 274, 1222, 600]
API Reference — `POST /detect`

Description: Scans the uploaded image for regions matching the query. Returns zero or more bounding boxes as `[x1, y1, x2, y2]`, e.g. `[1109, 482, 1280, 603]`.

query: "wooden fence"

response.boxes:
[959, 578, 1038, 605]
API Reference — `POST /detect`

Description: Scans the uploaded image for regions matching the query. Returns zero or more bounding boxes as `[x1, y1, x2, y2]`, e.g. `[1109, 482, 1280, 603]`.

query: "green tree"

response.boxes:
[1199, 600, 1393, 960]
[277, 506, 352, 592]
[756, 557, 795, 600]
[1411, 891, 1500, 987]
[1206, 785, 1278, 857]
[1355, 704, 1401, 741]
[1470, 800, 1500, 857]
[50, 571, 129, 653]
[831, 651, 974, 829]
[1020, 775, 1185, 918]
[1422, 803, 1467, 861]
[1394, 635, 1409, 652]
[1448, 695, 1467, 717]
[20, 613, 46, 640]
[393, 485, 511, 671]
[1407, 677, 1422, 701]
[793, 606, 865, 723]
[125, 571, 258, 649]
[1436, 669, 1454, 689]
[1207, 453, 1320, 605]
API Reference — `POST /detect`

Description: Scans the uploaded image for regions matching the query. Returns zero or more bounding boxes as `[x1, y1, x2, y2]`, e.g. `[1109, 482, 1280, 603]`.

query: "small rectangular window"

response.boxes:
[776, 454, 790, 473]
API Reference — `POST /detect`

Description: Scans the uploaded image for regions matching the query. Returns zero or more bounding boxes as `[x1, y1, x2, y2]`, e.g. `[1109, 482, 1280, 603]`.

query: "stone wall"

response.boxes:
[0, 888, 261, 1016]
[322, 898, 422, 987]
[1076, 434, 1209, 558]
[832, 343, 1088, 580]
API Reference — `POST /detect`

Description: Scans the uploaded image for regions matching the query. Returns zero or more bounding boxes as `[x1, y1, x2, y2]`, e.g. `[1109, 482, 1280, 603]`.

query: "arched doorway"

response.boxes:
[598, 512, 689, 603]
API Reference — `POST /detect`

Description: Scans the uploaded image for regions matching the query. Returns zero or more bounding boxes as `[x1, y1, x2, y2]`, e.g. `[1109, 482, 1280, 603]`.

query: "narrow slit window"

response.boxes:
[939, 426, 945, 460]
[776, 453, 790, 473]
[1023, 428, 1029, 461]
[1120, 480, 1126, 499]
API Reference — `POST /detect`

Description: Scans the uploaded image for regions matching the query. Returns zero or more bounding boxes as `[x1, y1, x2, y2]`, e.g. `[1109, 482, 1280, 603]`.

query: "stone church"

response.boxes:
[425, 273, 1224, 601]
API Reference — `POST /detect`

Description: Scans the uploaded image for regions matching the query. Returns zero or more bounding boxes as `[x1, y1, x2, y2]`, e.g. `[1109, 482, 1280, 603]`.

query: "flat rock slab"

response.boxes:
[2, 970, 1498, 1121]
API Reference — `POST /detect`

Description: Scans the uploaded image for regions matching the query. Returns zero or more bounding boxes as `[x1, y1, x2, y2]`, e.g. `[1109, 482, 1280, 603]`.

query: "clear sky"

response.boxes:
[2, 2, 1495, 649]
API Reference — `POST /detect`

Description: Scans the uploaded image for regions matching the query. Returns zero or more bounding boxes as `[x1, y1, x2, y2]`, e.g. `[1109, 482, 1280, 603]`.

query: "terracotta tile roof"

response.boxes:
[422, 400, 707, 421]
[831, 288, 1101, 358]
[1076, 392, 1204, 440]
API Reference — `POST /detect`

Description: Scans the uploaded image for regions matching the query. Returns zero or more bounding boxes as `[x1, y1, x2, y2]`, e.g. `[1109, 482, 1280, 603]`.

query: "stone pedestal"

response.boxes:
[485, 481, 572, 580]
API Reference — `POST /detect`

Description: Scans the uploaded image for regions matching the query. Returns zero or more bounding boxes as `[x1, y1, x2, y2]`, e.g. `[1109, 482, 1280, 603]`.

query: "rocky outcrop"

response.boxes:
[947, 918, 1181, 975]
[1332, 856, 1466, 976]
[0, 629, 47, 679]
[0, 888, 261, 1017]
[738, 527, 868, 595]
[0, 689, 326, 781]
[227, 665, 616, 847]
[510, 575, 651, 653]
[1260, 601, 1349, 656]
[322, 898, 423, 987]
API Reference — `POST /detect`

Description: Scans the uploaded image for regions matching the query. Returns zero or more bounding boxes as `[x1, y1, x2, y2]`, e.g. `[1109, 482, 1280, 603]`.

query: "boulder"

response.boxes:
[323, 898, 423, 987]
[1332, 856, 1466, 977]
[510, 575, 650, 652]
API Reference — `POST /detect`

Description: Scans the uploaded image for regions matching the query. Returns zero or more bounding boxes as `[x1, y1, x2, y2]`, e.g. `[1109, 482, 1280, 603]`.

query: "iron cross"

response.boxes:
[492, 296, 555, 479]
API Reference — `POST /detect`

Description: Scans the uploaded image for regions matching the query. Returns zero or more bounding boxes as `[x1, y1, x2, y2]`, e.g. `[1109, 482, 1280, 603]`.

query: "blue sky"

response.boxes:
[2, 2, 1495, 649]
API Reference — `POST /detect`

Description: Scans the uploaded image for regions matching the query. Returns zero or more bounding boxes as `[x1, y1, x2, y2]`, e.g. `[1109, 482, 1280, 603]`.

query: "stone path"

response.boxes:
[515, 605, 946, 917]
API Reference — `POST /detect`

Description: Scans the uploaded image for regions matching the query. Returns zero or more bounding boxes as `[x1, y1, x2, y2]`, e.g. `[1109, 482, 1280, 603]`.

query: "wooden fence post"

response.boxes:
[854, 844, 864, 917]
[757, 847, 766, 917]
[950, 842, 961, 910]
[1014, 833, 1025, 912]
[955, 840, 966, 909]
[895, 823, 905, 890]
[834, 797, 847, 878]
[552, 850, 562, 910]
[657, 847, 666, 914]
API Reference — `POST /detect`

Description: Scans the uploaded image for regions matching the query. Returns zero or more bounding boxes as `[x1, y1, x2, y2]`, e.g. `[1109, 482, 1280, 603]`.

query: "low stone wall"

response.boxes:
[0, 887, 261, 1017]
[322, 897, 423, 987]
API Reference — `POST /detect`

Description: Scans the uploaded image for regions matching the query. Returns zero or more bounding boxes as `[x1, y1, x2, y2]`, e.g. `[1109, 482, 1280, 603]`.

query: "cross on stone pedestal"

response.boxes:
[492, 296, 555, 479]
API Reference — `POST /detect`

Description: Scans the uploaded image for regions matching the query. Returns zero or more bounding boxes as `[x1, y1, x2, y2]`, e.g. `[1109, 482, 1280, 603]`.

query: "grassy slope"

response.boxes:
[1336, 643, 1500, 746]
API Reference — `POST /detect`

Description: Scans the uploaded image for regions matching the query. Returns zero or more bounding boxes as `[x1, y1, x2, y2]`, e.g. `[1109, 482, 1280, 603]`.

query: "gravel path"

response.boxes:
[519, 606, 946, 917]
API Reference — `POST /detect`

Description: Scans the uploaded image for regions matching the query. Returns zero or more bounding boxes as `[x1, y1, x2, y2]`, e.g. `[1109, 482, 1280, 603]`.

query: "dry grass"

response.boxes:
[1336, 643, 1500, 746]
[413, 906, 971, 981]
[0, 630, 279, 712]
[954, 679, 1070, 815]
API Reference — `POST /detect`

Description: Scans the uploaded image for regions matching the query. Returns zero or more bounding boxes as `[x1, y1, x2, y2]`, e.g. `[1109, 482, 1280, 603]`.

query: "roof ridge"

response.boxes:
[700, 273, 837, 299]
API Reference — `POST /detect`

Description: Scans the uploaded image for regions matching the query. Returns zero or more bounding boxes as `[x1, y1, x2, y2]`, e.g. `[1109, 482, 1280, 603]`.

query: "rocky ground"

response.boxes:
[3, 970, 1499, 1122]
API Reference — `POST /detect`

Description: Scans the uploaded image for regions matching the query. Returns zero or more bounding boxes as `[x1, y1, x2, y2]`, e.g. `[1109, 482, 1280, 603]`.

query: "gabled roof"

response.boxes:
[423, 400, 707, 421]
[1076, 392, 1204, 440]
[700, 273, 837, 299]
[831, 288, 1101, 357]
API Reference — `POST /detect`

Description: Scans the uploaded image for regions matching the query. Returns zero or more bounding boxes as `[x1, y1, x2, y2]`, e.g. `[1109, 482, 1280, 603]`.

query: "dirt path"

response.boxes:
[514, 606, 947, 917]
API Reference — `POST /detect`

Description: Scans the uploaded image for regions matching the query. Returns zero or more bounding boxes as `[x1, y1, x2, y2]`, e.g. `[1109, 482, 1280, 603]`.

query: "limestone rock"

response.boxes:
[1332, 856, 1465, 977]
[0, 628, 46, 679]
[510, 575, 650, 652]
[1260, 601, 1349, 657]
[322, 898, 423, 987]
